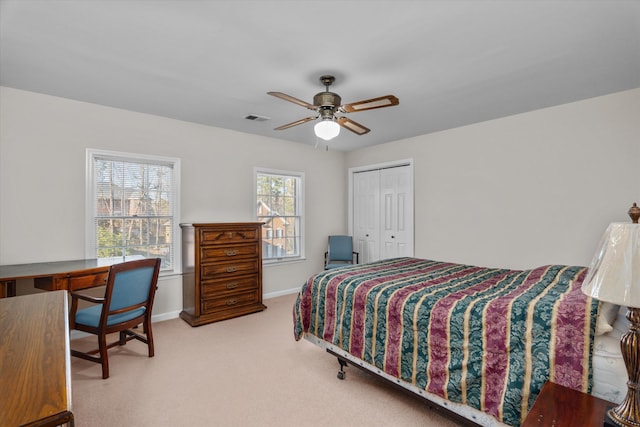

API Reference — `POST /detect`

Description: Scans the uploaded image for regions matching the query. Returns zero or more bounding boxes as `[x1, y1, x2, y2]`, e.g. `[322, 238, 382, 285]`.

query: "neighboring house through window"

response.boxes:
[86, 149, 180, 273]
[255, 168, 304, 262]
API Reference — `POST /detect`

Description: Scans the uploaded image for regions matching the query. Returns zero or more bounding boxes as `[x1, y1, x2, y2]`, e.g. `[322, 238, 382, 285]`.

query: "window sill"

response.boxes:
[158, 271, 182, 280]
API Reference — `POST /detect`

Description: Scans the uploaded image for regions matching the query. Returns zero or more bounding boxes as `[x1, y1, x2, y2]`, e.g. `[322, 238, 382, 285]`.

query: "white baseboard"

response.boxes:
[70, 291, 298, 340]
[152, 309, 181, 323]
[70, 310, 182, 341]
[264, 287, 300, 299]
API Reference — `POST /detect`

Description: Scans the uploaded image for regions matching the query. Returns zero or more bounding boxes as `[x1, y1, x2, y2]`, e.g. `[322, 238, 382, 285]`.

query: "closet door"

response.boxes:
[353, 169, 380, 264]
[352, 165, 413, 264]
[379, 166, 413, 259]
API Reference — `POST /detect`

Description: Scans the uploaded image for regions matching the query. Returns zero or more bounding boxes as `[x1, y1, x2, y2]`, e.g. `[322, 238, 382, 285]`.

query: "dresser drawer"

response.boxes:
[201, 276, 258, 299]
[200, 259, 259, 280]
[201, 290, 259, 313]
[199, 227, 259, 245]
[200, 243, 259, 261]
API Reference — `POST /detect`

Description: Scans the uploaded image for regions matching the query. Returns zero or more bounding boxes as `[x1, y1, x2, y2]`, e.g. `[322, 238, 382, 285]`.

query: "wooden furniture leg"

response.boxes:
[0, 280, 17, 298]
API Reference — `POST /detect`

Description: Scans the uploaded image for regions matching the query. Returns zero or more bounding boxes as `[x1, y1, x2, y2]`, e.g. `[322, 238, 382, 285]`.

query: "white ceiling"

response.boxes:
[1, 1, 639, 151]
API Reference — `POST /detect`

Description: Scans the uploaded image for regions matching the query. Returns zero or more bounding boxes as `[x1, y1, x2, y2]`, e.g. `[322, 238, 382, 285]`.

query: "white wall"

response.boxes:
[347, 89, 640, 270]
[0, 87, 347, 319]
[2, 87, 638, 319]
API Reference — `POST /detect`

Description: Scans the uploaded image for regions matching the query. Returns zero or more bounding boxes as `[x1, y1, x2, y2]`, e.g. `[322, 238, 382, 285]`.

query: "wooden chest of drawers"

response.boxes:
[180, 222, 266, 326]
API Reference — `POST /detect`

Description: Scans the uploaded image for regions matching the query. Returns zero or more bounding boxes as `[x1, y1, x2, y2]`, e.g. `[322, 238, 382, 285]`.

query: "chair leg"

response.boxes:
[145, 319, 154, 357]
[98, 334, 109, 379]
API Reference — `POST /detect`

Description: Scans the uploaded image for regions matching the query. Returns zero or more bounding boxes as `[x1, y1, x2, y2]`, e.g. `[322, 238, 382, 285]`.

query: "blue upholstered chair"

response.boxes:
[324, 235, 359, 269]
[69, 258, 161, 379]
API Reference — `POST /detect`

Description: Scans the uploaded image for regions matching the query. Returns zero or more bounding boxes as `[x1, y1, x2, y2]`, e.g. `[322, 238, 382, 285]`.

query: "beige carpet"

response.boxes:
[70, 293, 462, 426]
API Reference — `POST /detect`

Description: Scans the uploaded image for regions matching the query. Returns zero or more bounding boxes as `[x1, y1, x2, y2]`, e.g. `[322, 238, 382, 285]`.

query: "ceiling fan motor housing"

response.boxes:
[268, 73, 397, 136]
[313, 91, 341, 109]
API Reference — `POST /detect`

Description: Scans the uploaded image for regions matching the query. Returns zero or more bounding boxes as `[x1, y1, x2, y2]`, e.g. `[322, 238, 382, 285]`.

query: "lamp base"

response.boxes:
[605, 409, 625, 427]
[607, 408, 640, 427]
[606, 307, 640, 427]
[605, 412, 618, 427]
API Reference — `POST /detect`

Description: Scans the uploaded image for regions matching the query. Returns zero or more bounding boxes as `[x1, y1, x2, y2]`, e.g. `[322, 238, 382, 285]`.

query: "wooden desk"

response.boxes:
[0, 291, 74, 426]
[522, 381, 616, 427]
[0, 259, 110, 298]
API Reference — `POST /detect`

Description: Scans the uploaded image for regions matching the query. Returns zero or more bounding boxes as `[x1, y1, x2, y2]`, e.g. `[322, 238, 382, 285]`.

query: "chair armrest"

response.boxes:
[353, 251, 359, 264]
[69, 291, 105, 328]
[70, 291, 105, 304]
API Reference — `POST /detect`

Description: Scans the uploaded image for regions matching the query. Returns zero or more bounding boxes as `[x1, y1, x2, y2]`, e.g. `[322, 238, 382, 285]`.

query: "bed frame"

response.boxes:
[294, 203, 639, 427]
[302, 203, 638, 426]
[328, 347, 483, 427]
[303, 332, 505, 426]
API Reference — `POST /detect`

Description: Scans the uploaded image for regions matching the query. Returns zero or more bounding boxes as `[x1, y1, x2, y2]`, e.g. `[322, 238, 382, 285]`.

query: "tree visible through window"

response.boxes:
[87, 150, 179, 272]
[256, 169, 303, 261]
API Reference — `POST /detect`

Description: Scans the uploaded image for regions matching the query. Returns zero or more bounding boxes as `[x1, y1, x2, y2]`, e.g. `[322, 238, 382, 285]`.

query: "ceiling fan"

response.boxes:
[267, 75, 399, 141]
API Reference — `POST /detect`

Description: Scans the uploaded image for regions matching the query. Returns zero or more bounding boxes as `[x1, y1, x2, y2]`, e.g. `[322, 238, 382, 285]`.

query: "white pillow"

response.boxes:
[595, 302, 620, 336]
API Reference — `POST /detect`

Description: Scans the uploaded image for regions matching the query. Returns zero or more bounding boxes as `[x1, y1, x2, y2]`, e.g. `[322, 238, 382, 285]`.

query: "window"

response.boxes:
[86, 149, 180, 273]
[255, 168, 304, 262]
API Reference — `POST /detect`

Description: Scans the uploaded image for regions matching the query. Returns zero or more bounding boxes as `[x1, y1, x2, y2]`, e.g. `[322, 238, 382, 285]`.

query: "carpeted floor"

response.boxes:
[70, 293, 463, 426]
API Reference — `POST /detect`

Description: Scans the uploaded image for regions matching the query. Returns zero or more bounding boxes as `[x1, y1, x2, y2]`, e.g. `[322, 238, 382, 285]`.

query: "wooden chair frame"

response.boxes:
[69, 258, 161, 379]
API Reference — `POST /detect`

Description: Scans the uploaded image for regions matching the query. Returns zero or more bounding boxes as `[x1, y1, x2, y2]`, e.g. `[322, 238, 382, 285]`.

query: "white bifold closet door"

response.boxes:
[353, 165, 413, 264]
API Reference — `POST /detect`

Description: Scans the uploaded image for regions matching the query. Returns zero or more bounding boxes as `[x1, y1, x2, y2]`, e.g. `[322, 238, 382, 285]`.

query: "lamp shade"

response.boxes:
[314, 120, 340, 141]
[582, 222, 640, 307]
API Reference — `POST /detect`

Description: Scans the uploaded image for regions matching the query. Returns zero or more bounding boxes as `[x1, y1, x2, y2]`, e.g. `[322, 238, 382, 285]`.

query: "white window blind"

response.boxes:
[87, 150, 180, 272]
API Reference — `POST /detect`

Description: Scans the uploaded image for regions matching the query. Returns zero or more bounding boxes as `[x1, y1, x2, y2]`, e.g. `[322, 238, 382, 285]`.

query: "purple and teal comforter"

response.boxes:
[293, 258, 598, 426]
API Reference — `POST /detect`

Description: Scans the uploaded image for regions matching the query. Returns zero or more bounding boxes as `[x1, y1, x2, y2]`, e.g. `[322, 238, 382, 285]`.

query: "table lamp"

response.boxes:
[582, 203, 640, 427]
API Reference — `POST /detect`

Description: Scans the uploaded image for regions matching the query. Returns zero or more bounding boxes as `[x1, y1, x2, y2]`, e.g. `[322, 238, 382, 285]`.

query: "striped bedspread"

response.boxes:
[293, 258, 598, 426]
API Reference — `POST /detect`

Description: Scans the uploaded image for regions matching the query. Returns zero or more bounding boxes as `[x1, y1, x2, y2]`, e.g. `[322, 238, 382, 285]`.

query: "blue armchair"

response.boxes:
[324, 235, 359, 269]
[69, 258, 161, 379]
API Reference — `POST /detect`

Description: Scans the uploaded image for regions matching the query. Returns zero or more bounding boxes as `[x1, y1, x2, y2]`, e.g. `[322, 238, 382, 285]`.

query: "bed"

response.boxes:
[293, 257, 627, 427]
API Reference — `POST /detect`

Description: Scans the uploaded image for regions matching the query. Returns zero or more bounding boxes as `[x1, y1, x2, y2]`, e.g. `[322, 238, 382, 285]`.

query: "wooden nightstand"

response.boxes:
[522, 382, 617, 427]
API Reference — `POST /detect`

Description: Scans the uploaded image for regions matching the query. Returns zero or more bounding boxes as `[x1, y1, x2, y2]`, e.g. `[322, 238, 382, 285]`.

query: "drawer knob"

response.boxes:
[226, 298, 238, 306]
[226, 282, 239, 289]
[226, 266, 237, 273]
[225, 250, 238, 256]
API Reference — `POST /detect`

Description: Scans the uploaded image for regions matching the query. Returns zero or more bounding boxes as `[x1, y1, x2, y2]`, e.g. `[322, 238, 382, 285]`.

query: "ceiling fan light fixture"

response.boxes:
[314, 119, 340, 141]
[269, 75, 398, 138]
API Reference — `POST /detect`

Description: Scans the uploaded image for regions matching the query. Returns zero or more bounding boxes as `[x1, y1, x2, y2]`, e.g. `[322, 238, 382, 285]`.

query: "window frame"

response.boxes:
[254, 167, 305, 264]
[85, 148, 181, 275]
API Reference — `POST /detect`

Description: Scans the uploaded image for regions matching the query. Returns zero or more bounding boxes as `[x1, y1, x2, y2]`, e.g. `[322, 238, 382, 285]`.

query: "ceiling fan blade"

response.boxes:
[337, 117, 370, 135]
[274, 116, 317, 130]
[267, 92, 316, 110]
[341, 95, 399, 113]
